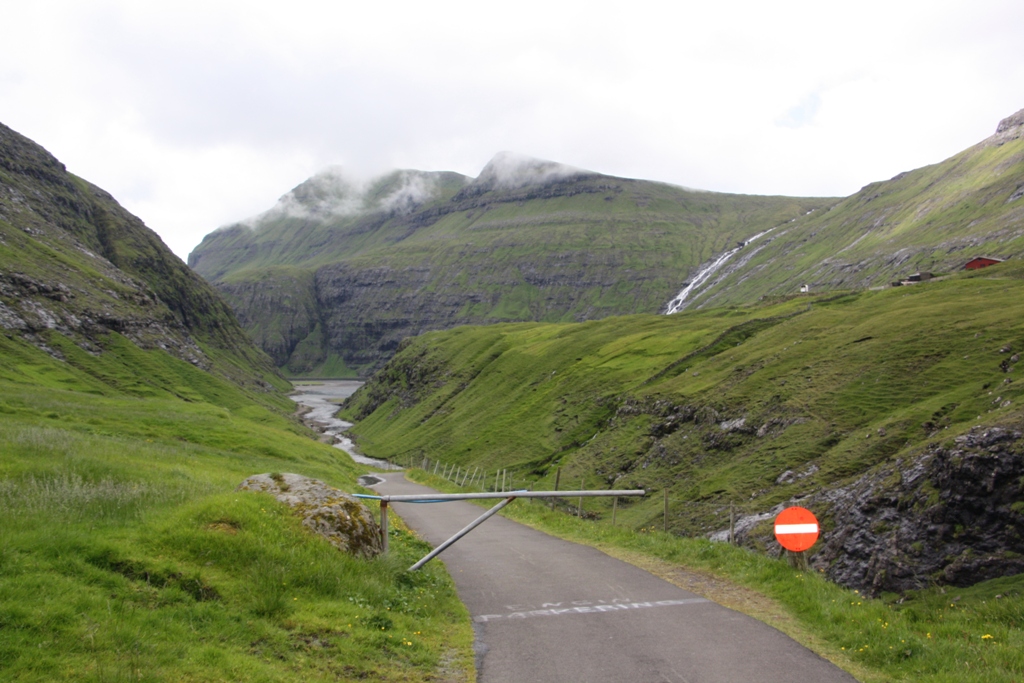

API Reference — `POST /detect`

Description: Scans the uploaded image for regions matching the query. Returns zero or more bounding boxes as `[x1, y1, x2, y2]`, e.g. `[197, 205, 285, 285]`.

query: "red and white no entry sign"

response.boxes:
[774, 506, 819, 552]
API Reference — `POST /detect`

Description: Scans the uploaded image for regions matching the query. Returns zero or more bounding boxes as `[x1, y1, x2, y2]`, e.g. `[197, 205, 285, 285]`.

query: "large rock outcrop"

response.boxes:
[809, 425, 1024, 595]
[237, 473, 382, 558]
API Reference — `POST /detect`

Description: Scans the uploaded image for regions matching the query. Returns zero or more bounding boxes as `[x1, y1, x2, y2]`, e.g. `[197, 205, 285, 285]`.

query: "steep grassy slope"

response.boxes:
[0, 121, 282, 395]
[343, 262, 1024, 594]
[190, 155, 829, 376]
[0, 123, 474, 682]
[678, 108, 1024, 309]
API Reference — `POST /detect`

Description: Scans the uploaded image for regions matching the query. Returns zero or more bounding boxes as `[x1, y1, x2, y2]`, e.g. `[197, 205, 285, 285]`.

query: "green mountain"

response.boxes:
[0, 123, 474, 681]
[673, 108, 1024, 310]
[189, 154, 830, 376]
[342, 261, 1024, 595]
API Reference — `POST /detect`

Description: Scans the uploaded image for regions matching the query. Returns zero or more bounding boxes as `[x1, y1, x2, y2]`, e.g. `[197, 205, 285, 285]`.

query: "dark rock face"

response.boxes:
[237, 473, 382, 558]
[810, 426, 1024, 595]
[307, 251, 643, 373]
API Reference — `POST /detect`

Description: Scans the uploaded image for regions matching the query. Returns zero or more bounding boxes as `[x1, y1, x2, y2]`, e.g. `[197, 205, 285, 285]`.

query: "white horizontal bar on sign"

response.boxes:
[382, 489, 646, 502]
[775, 523, 819, 534]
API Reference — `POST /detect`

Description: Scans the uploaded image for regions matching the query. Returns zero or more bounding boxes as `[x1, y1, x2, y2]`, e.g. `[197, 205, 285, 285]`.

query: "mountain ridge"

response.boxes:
[190, 154, 829, 376]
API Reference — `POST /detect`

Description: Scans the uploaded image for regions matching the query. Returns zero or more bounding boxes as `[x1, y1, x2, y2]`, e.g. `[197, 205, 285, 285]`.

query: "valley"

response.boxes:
[3, 103, 1024, 682]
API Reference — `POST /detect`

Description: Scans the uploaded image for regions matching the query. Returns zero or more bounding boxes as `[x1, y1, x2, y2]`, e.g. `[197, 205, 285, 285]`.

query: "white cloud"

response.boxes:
[1, 0, 1022, 259]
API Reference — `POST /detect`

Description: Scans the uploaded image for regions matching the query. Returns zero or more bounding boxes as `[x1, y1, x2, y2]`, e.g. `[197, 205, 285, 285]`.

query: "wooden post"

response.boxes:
[551, 467, 561, 510]
[494, 470, 500, 492]
[663, 488, 669, 533]
[501, 469, 506, 493]
[729, 503, 736, 545]
[432, 461, 439, 475]
[786, 549, 808, 571]
[380, 500, 389, 554]
[578, 477, 584, 518]
[612, 496, 618, 525]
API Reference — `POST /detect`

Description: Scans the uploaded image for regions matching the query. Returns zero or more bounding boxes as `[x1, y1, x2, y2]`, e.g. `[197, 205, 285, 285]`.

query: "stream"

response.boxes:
[289, 381, 402, 470]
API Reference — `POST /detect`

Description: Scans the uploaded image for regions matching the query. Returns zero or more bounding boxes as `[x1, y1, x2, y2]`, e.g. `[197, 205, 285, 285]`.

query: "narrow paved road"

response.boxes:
[371, 474, 859, 683]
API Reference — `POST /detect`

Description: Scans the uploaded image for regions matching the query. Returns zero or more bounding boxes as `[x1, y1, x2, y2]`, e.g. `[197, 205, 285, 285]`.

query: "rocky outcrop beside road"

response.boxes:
[237, 473, 382, 557]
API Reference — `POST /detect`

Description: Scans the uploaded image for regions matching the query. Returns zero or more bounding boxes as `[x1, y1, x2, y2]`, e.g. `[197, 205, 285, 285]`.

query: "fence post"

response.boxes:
[380, 500, 389, 554]
[578, 477, 584, 518]
[663, 488, 668, 533]
[612, 496, 618, 525]
[730, 503, 736, 545]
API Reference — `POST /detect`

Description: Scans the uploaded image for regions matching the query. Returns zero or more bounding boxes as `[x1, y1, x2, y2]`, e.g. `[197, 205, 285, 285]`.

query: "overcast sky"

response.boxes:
[3, 0, 1022, 260]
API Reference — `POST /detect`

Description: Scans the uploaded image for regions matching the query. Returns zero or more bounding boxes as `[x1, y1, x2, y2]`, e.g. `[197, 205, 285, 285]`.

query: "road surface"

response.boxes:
[370, 474, 858, 683]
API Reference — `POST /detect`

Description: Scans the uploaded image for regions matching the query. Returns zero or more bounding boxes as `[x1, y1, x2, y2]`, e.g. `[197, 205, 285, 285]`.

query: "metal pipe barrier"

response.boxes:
[356, 489, 645, 570]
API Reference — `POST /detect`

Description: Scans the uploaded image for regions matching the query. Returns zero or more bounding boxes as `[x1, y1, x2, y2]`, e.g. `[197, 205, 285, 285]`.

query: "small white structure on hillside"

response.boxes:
[799, 284, 810, 293]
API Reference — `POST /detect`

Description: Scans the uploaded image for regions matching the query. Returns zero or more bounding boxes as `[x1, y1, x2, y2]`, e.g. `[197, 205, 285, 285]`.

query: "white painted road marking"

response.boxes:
[774, 523, 818, 534]
[475, 598, 710, 622]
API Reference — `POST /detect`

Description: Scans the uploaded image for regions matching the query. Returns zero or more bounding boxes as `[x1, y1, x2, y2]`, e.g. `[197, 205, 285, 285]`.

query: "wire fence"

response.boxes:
[380, 452, 776, 545]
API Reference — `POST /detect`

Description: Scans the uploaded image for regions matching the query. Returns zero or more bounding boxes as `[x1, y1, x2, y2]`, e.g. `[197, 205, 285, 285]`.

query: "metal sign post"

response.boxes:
[774, 506, 819, 570]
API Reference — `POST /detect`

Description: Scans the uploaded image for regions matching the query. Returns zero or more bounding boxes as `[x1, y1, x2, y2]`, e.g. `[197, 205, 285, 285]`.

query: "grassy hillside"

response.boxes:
[0, 122, 474, 682]
[190, 157, 830, 376]
[0, 335, 473, 682]
[679, 108, 1024, 309]
[342, 261, 1024, 593]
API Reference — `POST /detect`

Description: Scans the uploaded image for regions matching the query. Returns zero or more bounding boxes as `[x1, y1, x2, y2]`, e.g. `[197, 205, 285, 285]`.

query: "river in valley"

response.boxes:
[289, 380, 401, 470]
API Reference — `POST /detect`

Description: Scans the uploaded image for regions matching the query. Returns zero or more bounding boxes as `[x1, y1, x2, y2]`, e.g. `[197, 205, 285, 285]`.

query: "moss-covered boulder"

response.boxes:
[237, 473, 382, 558]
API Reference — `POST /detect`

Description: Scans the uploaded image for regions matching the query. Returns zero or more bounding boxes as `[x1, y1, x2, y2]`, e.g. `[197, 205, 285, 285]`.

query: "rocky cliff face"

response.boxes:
[809, 425, 1024, 595]
[0, 121, 281, 390]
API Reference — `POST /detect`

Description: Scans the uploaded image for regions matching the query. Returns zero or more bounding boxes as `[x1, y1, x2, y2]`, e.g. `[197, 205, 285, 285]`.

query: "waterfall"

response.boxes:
[664, 228, 775, 314]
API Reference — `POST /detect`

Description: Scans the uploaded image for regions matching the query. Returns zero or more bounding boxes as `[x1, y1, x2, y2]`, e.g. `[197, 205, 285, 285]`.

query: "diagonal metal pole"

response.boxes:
[408, 496, 517, 571]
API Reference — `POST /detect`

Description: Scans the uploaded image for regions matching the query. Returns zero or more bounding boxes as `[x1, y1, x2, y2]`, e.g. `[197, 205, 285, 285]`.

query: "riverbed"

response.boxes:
[289, 380, 401, 470]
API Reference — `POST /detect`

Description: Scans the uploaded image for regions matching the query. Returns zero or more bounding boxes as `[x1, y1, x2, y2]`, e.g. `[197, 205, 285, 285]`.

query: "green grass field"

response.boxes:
[0, 332, 474, 682]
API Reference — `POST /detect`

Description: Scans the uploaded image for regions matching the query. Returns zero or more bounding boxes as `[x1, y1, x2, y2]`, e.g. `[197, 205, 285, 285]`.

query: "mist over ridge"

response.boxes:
[229, 165, 474, 230]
